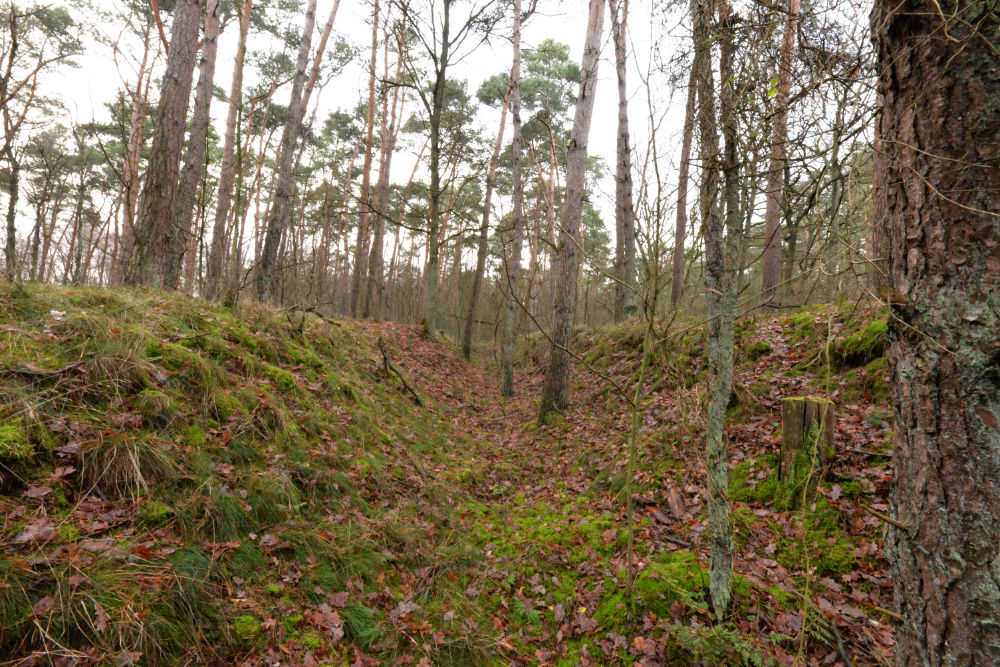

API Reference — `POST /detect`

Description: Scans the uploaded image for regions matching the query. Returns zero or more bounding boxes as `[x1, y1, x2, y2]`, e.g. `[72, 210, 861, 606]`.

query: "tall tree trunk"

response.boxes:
[538, 0, 604, 421]
[205, 0, 251, 300]
[760, 0, 800, 303]
[869, 88, 889, 293]
[364, 23, 404, 321]
[351, 0, 380, 316]
[500, 0, 525, 393]
[671, 67, 697, 307]
[111, 26, 154, 286]
[694, 0, 733, 619]
[4, 159, 18, 277]
[165, 0, 221, 289]
[874, 1, 1000, 663]
[610, 0, 637, 321]
[421, 0, 453, 338]
[256, 0, 340, 300]
[123, 0, 203, 286]
[463, 78, 511, 360]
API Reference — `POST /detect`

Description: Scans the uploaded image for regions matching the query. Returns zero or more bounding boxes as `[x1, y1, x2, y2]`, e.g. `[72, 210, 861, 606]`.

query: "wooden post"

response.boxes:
[778, 396, 835, 508]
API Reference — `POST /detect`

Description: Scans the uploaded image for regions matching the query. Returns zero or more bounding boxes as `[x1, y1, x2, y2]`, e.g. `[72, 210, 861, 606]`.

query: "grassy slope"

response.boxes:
[1, 284, 896, 666]
[0, 285, 491, 665]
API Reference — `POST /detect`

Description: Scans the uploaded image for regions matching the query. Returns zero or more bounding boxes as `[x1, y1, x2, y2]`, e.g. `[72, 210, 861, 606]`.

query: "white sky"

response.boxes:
[45, 0, 689, 231]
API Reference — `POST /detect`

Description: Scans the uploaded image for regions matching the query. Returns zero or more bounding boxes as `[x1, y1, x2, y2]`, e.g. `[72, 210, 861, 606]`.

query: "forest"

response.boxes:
[0, 0, 997, 665]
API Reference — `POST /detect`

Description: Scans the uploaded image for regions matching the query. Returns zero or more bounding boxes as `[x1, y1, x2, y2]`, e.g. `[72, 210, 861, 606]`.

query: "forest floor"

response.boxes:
[363, 307, 897, 666]
[1, 285, 896, 666]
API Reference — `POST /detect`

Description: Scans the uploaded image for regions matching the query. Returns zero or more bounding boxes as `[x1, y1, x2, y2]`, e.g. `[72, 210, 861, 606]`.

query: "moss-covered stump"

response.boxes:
[778, 396, 835, 509]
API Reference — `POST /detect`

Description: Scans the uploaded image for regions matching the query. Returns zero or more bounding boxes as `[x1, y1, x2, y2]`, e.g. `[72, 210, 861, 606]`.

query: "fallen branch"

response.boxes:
[862, 504, 907, 530]
[378, 338, 423, 406]
[846, 447, 893, 458]
[857, 600, 902, 623]
[301, 306, 343, 327]
[0, 360, 85, 379]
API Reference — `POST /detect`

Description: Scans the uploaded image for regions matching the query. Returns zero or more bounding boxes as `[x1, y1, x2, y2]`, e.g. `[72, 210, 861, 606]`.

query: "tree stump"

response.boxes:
[778, 396, 835, 508]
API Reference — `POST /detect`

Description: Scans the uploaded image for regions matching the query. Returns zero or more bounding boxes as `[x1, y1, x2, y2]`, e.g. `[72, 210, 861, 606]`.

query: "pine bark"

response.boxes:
[165, 0, 220, 289]
[874, 1, 1000, 663]
[123, 0, 204, 286]
[610, 0, 637, 321]
[760, 0, 800, 303]
[538, 0, 604, 420]
[204, 0, 251, 300]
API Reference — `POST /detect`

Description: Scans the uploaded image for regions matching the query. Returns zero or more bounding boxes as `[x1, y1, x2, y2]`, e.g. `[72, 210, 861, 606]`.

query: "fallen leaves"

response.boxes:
[13, 518, 57, 545]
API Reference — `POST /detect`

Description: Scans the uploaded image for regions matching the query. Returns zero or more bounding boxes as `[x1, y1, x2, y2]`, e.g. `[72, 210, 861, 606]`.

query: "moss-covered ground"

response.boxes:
[1, 287, 895, 665]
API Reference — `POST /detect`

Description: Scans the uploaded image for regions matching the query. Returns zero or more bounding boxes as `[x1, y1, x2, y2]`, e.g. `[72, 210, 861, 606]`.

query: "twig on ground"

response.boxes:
[0, 360, 85, 378]
[378, 338, 423, 406]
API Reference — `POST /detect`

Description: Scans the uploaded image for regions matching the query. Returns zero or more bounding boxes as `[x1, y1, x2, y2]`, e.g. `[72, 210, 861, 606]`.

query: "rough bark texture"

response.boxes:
[671, 68, 696, 308]
[500, 0, 524, 396]
[204, 0, 251, 301]
[464, 75, 510, 360]
[165, 0, 221, 289]
[610, 0, 636, 321]
[351, 0, 379, 317]
[874, 1, 1000, 663]
[123, 0, 203, 287]
[697, 0, 733, 619]
[760, 0, 800, 303]
[538, 0, 604, 421]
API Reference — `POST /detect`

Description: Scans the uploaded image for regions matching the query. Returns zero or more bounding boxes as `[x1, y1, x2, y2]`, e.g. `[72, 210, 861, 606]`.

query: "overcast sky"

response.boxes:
[45, 0, 690, 229]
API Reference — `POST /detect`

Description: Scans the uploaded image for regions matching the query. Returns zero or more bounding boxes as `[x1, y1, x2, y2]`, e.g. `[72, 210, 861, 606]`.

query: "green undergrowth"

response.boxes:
[730, 459, 866, 577]
[462, 484, 765, 665]
[0, 284, 489, 664]
[783, 303, 888, 370]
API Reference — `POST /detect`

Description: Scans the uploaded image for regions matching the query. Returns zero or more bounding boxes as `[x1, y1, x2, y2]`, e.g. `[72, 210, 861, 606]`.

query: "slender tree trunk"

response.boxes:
[694, 0, 734, 619]
[610, 0, 637, 321]
[255, 0, 316, 299]
[500, 1, 525, 393]
[869, 88, 889, 293]
[256, 0, 340, 300]
[351, 0, 380, 316]
[874, 1, 1000, 663]
[364, 37, 404, 321]
[111, 27, 153, 286]
[422, 1, 453, 338]
[4, 159, 18, 277]
[538, 0, 605, 421]
[463, 79, 511, 360]
[671, 67, 697, 307]
[123, 0, 203, 286]
[164, 0, 221, 289]
[760, 0, 800, 303]
[204, 0, 251, 300]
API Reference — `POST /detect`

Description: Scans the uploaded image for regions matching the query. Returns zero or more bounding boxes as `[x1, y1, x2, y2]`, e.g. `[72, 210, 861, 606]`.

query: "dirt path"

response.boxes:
[363, 317, 896, 666]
